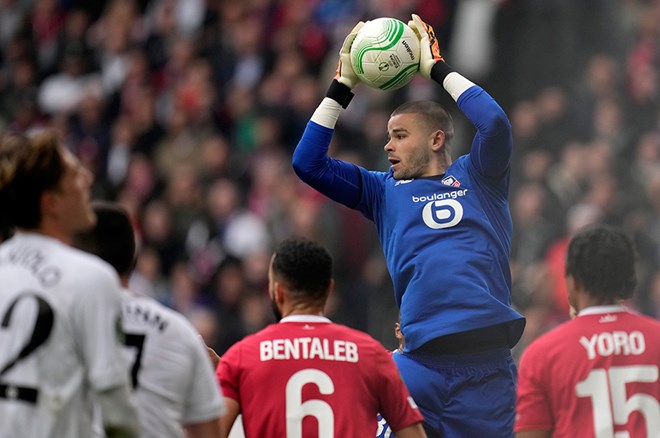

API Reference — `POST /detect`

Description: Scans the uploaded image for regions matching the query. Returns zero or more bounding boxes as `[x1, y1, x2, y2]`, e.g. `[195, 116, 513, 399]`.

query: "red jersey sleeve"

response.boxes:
[217, 343, 241, 403]
[515, 340, 554, 432]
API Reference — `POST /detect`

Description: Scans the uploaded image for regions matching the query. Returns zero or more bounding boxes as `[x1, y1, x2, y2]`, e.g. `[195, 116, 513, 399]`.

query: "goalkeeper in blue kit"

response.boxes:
[293, 14, 526, 437]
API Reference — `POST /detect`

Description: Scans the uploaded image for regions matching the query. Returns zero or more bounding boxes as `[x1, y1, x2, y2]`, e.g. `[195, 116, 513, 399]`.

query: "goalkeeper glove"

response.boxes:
[326, 21, 364, 109]
[408, 14, 445, 79]
[334, 21, 364, 90]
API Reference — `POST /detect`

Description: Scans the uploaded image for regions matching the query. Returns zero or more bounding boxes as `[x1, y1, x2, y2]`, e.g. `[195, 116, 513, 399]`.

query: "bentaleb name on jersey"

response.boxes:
[260, 337, 359, 363]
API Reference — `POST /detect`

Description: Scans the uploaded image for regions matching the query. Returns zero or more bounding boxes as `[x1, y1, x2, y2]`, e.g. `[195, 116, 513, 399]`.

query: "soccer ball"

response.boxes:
[350, 18, 420, 91]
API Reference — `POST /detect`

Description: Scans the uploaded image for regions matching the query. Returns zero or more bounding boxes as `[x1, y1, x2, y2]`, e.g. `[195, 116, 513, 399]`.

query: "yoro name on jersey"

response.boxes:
[260, 337, 359, 363]
[579, 330, 645, 360]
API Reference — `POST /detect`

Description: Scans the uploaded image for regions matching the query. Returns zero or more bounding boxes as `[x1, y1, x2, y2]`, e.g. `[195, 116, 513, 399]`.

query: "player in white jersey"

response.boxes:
[0, 132, 139, 437]
[74, 201, 226, 438]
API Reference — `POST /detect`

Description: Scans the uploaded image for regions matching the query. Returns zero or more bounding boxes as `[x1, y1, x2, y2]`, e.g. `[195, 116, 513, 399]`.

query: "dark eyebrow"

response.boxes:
[387, 128, 408, 139]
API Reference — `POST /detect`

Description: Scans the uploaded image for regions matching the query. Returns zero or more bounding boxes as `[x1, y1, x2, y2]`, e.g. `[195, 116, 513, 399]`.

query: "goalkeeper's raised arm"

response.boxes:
[408, 13, 513, 180]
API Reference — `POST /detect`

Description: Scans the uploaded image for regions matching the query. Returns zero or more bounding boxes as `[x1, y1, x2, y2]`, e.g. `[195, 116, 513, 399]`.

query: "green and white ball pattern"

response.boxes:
[350, 18, 420, 91]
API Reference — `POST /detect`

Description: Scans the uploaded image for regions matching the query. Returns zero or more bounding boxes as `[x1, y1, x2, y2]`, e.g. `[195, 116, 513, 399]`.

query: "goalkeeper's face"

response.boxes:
[385, 113, 436, 180]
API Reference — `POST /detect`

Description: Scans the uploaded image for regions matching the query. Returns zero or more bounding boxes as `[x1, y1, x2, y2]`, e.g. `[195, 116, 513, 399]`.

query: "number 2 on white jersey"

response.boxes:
[576, 365, 660, 437]
[285, 369, 334, 438]
[0, 293, 54, 404]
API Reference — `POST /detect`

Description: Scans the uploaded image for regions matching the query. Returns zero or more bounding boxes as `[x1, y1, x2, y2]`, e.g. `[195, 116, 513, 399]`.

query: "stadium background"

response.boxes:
[0, 0, 659, 359]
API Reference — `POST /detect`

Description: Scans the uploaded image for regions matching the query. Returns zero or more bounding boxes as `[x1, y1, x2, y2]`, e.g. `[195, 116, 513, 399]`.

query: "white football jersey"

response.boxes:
[119, 288, 225, 438]
[0, 232, 130, 438]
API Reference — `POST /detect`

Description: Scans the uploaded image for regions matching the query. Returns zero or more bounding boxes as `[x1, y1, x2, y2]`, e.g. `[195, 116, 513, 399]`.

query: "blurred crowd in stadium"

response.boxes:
[1, 0, 659, 359]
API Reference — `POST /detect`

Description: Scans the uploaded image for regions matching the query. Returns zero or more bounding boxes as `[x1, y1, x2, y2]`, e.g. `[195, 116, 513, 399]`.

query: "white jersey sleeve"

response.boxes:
[180, 314, 226, 424]
[70, 260, 129, 391]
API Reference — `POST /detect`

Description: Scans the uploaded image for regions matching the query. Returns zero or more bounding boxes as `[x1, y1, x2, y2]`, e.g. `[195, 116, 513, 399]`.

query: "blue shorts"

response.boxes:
[393, 347, 517, 437]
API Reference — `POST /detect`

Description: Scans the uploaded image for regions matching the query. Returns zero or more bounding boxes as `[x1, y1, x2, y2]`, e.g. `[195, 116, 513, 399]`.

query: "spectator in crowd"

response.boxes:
[0, 0, 659, 366]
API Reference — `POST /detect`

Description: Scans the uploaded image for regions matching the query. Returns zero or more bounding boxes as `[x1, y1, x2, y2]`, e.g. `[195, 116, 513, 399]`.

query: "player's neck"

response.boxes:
[282, 306, 325, 318]
[421, 155, 451, 178]
[119, 275, 130, 288]
[575, 292, 620, 313]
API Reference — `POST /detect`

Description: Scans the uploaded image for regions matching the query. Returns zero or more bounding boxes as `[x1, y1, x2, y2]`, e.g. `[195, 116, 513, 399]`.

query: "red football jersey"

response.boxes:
[516, 306, 660, 437]
[217, 315, 423, 437]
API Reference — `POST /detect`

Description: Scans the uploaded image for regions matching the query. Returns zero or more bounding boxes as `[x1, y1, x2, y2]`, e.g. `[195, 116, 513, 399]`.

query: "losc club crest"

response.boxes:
[441, 175, 461, 187]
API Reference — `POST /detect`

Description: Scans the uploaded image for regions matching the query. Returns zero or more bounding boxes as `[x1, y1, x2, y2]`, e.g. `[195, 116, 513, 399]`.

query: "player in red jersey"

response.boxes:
[516, 225, 660, 437]
[216, 238, 426, 438]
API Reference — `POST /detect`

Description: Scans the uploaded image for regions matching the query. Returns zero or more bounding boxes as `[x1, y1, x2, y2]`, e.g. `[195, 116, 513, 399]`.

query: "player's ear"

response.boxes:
[430, 129, 445, 152]
[566, 274, 583, 293]
[40, 189, 60, 220]
[274, 282, 285, 305]
[322, 279, 335, 311]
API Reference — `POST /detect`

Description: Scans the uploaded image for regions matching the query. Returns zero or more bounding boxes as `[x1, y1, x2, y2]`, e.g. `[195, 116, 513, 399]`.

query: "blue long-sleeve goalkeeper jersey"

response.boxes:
[293, 85, 525, 352]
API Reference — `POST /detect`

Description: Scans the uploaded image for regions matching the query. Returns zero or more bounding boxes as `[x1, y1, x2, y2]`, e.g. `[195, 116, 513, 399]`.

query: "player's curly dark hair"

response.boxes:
[272, 238, 332, 303]
[0, 131, 66, 231]
[565, 224, 637, 301]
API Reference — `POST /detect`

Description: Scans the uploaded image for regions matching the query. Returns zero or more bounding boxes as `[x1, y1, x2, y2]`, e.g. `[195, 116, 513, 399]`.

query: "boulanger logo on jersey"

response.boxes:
[412, 189, 468, 229]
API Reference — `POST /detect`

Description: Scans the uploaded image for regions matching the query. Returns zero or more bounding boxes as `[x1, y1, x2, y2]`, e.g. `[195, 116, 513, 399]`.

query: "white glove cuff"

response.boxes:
[311, 98, 343, 129]
[443, 72, 475, 102]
